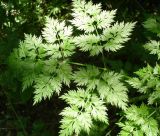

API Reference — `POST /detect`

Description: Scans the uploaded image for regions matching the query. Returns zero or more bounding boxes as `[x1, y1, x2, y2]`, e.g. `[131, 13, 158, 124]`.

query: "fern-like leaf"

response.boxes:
[73, 65, 100, 90]
[33, 75, 62, 104]
[144, 40, 160, 59]
[102, 22, 136, 52]
[71, 0, 116, 32]
[118, 105, 159, 136]
[74, 34, 103, 56]
[143, 17, 160, 37]
[148, 89, 160, 104]
[98, 72, 128, 110]
[118, 121, 144, 136]
[60, 88, 108, 135]
[42, 17, 73, 44]
[74, 66, 128, 110]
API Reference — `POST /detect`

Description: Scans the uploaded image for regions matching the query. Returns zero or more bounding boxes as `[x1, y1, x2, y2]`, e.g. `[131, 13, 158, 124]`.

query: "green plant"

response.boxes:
[117, 104, 159, 136]
[8, 0, 137, 135]
[117, 17, 160, 136]
[127, 19, 160, 105]
[143, 16, 160, 37]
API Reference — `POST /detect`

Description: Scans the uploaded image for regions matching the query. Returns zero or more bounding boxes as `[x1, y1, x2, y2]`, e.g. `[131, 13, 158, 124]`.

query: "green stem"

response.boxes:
[147, 110, 156, 119]
[129, 94, 149, 103]
[57, 34, 64, 59]
[69, 62, 86, 67]
[94, 25, 107, 69]
[69, 61, 106, 70]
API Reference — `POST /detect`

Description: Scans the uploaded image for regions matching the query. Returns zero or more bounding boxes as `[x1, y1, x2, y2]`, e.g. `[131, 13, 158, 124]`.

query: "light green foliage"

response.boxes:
[42, 17, 75, 59]
[42, 17, 73, 44]
[118, 105, 159, 136]
[144, 40, 160, 59]
[33, 74, 62, 104]
[60, 88, 108, 136]
[128, 64, 160, 104]
[74, 34, 103, 56]
[97, 72, 128, 110]
[74, 66, 128, 110]
[9, 33, 73, 104]
[9, 34, 44, 61]
[102, 22, 136, 52]
[71, 0, 116, 32]
[73, 0, 135, 55]
[8, 0, 136, 135]
[8, 0, 134, 106]
[118, 121, 144, 136]
[73, 65, 100, 90]
[127, 65, 155, 93]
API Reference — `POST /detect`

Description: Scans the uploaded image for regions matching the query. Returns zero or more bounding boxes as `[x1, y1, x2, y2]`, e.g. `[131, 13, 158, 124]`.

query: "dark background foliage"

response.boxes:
[0, 0, 160, 135]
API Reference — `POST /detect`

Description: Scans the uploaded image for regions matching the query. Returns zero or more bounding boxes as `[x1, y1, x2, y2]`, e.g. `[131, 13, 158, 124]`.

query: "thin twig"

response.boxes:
[69, 61, 107, 70]
[147, 110, 156, 119]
